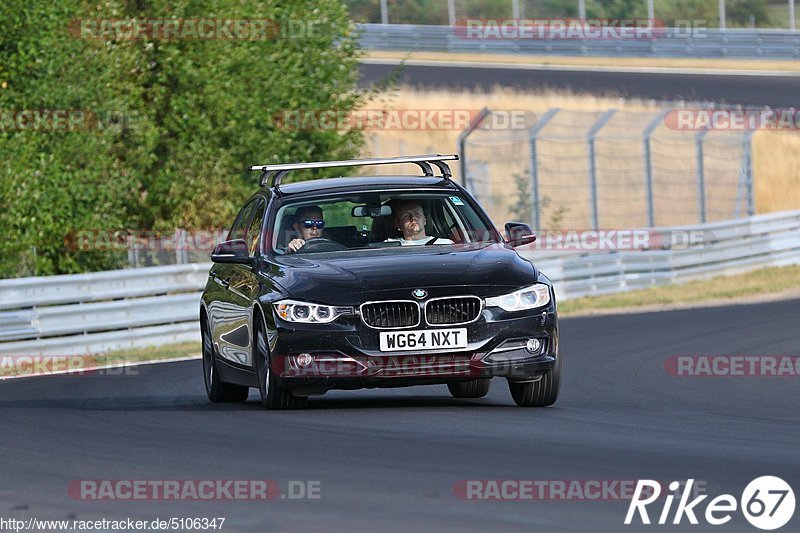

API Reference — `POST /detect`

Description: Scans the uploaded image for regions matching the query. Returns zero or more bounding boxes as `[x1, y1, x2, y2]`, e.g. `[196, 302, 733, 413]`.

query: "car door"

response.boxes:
[209, 198, 260, 366]
[225, 198, 266, 368]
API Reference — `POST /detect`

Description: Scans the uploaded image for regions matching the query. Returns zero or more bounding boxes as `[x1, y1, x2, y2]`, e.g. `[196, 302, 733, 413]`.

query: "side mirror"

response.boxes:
[211, 239, 251, 264]
[504, 222, 536, 248]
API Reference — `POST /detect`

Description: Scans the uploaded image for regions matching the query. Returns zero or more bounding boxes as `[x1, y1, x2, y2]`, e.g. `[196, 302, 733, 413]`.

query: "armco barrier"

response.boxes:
[0, 264, 210, 356]
[1, 210, 799, 356]
[357, 24, 800, 60]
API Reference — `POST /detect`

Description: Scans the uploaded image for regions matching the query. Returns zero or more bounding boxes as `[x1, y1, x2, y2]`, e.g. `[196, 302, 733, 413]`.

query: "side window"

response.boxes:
[441, 201, 464, 242]
[227, 199, 259, 242]
[244, 200, 266, 256]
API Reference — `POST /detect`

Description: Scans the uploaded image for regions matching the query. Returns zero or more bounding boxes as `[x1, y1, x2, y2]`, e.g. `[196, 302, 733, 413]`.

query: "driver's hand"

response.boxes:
[287, 238, 306, 253]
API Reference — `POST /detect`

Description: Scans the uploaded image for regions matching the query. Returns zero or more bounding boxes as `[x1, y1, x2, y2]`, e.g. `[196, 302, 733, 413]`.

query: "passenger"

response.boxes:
[385, 200, 454, 246]
[287, 205, 325, 253]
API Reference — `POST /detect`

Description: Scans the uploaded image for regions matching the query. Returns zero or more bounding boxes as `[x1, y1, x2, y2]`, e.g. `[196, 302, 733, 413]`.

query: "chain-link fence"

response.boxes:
[461, 107, 754, 230]
[88, 108, 755, 269]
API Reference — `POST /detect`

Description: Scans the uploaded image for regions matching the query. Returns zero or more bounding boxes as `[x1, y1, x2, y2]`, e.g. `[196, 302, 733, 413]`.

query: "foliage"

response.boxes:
[508, 169, 568, 231]
[0, 0, 368, 277]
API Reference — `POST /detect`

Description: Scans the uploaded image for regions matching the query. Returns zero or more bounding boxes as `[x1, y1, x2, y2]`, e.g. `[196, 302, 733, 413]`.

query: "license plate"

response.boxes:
[379, 328, 468, 352]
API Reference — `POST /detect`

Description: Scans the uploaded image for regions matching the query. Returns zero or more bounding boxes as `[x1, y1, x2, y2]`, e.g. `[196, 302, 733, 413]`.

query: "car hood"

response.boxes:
[267, 244, 539, 304]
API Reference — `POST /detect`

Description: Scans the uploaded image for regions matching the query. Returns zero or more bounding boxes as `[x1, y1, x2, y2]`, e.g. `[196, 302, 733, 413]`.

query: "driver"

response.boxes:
[287, 205, 324, 253]
[385, 200, 453, 246]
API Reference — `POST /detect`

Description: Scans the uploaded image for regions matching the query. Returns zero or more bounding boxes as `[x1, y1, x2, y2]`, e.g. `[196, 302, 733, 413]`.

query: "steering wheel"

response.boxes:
[296, 238, 348, 253]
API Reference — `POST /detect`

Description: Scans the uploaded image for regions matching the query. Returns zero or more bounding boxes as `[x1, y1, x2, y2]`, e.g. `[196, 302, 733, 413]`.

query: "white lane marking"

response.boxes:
[361, 57, 800, 77]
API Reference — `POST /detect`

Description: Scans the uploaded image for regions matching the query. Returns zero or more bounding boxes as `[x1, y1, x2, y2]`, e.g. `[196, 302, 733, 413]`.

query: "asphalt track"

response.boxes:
[2, 298, 799, 532]
[358, 62, 800, 107]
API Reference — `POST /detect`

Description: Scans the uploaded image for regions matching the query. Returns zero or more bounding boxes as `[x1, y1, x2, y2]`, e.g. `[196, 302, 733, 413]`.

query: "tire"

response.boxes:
[447, 378, 491, 398]
[202, 317, 249, 403]
[508, 355, 561, 407]
[255, 317, 307, 410]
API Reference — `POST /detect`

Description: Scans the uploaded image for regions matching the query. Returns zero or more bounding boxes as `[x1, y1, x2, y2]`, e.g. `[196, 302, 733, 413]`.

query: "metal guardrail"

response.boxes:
[0, 264, 210, 356]
[0, 209, 798, 356]
[357, 24, 800, 60]
[523, 209, 800, 299]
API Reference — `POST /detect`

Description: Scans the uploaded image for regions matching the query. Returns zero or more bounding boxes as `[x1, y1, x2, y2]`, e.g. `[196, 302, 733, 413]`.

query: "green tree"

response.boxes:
[0, 0, 368, 277]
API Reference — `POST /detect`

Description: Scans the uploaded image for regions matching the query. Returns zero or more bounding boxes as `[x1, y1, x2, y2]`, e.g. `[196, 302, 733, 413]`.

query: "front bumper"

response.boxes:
[269, 305, 559, 393]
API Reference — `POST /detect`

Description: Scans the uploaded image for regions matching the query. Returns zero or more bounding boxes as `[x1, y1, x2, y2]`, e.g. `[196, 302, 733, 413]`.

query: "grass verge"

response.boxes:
[559, 265, 800, 316]
[364, 51, 800, 72]
[102, 341, 201, 363]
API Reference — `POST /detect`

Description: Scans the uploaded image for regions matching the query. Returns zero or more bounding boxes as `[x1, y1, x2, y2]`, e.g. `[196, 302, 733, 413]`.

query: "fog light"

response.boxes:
[525, 339, 542, 354]
[296, 353, 314, 367]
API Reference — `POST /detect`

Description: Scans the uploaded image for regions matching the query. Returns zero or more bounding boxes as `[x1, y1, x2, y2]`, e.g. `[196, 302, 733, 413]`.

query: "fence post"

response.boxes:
[586, 109, 616, 230]
[528, 108, 560, 231]
[457, 107, 491, 192]
[744, 129, 755, 216]
[380, 0, 388, 25]
[643, 109, 669, 227]
[695, 126, 710, 223]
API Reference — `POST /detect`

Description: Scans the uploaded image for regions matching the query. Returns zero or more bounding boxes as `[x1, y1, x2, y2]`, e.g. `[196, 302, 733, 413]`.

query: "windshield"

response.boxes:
[271, 192, 500, 255]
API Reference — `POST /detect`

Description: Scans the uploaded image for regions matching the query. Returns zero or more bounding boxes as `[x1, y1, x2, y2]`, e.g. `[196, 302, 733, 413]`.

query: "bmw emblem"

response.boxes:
[412, 289, 428, 299]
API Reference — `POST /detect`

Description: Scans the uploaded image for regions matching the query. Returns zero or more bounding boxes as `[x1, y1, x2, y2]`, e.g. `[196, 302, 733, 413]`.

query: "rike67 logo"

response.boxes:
[625, 477, 795, 530]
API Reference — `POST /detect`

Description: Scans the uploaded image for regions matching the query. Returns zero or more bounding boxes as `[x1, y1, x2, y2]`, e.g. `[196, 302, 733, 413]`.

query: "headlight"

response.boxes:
[275, 299, 353, 324]
[485, 284, 551, 311]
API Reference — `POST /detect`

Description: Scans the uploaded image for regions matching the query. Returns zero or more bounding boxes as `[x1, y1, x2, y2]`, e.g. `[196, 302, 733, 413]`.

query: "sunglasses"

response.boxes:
[302, 220, 325, 229]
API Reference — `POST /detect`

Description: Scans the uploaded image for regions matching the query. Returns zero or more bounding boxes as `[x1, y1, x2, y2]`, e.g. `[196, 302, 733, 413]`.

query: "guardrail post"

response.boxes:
[643, 109, 669, 227]
[695, 126, 710, 223]
[587, 109, 616, 230]
[457, 107, 491, 191]
[528, 108, 560, 231]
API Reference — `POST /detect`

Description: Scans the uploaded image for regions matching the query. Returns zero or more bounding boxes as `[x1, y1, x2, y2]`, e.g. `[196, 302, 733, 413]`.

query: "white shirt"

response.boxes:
[385, 237, 454, 246]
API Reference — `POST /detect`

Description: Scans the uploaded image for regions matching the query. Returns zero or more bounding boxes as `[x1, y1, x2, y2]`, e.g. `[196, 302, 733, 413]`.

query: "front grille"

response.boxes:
[425, 296, 482, 325]
[360, 301, 420, 329]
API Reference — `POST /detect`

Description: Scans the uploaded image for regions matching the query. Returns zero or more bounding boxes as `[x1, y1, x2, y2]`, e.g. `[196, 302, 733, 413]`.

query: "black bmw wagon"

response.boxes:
[200, 154, 560, 409]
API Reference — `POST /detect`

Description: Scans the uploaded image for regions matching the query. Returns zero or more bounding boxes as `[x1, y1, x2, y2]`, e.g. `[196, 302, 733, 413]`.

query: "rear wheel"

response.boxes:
[202, 317, 249, 403]
[508, 356, 561, 407]
[255, 317, 307, 410]
[447, 378, 491, 398]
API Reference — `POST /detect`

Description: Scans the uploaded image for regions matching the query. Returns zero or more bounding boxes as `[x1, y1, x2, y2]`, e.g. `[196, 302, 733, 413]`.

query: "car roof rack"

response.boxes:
[248, 154, 459, 188]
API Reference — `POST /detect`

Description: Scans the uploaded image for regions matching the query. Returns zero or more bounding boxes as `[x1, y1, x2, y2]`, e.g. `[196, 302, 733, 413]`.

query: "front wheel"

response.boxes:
[255, 318, 307, 410]
[202, 317, 249, 403]
[508, 356, 561, 407]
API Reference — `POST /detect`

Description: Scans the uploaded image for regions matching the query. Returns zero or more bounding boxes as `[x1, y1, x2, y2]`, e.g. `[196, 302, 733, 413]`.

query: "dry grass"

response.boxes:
[365, 50, 800, 72]
[559, 265, 800, 316]
[361, 86, 800, 224]
[753, 130, 800, 213]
